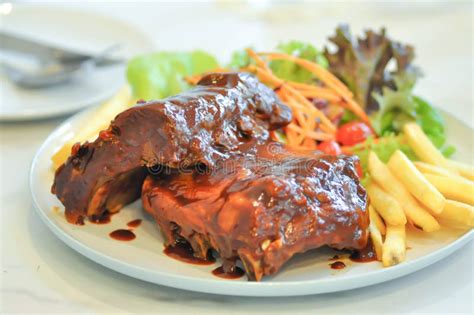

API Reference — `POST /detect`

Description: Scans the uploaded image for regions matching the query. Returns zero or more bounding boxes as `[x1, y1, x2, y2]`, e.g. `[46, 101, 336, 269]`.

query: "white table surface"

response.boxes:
[1, 1, 473, 314]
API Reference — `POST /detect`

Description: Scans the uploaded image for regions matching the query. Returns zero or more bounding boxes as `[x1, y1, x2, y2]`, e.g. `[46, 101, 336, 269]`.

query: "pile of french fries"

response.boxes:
[367, 122, 474, 267]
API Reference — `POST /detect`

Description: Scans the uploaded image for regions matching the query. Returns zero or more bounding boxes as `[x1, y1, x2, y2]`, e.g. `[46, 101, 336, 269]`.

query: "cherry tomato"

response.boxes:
[317, 140, 342, 155]
[336, 121, 373, 146]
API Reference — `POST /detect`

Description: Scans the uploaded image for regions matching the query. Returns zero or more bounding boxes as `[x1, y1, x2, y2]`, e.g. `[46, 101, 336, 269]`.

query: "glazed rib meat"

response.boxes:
[52, 73, 292, 224]
[142, 142, 369, 281]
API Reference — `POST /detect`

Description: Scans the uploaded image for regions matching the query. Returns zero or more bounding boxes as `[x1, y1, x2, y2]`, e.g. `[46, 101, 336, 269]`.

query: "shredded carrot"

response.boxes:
[258, 53, 371, 125]
[245, 64, 338, 144]
[187, 51, 372, 151]
[184, 75, 202, 85]
[285, 127, 297, 146]
[282, 84, 337, 133]
[247, 66, 337, 133]
[287, 81, 320, 90]
[299, 89, 342, 103]
[247, 65, 282, 86]
[326, 104, 345, 121]
[246, 48, 272, 72]
[259, 53, 353, 96]
[286, 124, 334, 141]
[302, 138, 317, 149]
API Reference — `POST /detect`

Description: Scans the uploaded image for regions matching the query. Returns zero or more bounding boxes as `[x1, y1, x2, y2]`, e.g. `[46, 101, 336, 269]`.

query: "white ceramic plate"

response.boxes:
[0, 4, 152, 121]
[30, 107, 473, 297]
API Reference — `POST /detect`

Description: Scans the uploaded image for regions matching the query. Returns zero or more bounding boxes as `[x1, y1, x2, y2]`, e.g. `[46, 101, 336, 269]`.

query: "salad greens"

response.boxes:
[324, 25, 417, 113]
[125, 26, 454, 161]
[229, 41, 328, 83]
[127, 41, 328, 100]
[127, 51, 219, 100]
[229, 48, 252, 70]
[351, 134, 417, 178]
[370, 72, 454, 157]
[325, 25, 454, 158]
[270, 41, 328, 83]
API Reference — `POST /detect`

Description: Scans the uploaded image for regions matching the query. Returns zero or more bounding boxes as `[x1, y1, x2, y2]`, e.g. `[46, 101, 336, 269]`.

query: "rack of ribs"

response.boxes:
[142, 142, 368, 281]
[52, 73, 292, 224]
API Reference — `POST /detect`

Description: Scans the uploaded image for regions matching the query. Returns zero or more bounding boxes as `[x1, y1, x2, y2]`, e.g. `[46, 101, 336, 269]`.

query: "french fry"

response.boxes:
[368, 205, 384, 261]
[369, 229, 384, 262]
[448, 160, 474, 181]
[382, 224, 406, 267]
[436, 200, 474, 227]
[367, 183, 406, 226]
[388, 150, 445, 214]
[414, 161, 459, 178]
[369, 204, 386, 235]
[368, 151, 440, 232]
[369, 230, 384, 262]
[423, 174, 474, 205]
[436, 199, 474, 227]
[403, 123, 455, 172]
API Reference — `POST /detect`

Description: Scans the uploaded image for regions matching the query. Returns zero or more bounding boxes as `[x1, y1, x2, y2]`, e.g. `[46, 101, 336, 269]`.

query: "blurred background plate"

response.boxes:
[0, 4, 152, 121]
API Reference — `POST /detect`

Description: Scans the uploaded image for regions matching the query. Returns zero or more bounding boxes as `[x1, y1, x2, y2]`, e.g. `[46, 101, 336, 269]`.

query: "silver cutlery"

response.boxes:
[0, 31, 124, 88]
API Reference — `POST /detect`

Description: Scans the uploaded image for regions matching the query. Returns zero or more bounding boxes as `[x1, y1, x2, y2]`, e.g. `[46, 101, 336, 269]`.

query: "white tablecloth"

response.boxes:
[1, 2, 472, 314]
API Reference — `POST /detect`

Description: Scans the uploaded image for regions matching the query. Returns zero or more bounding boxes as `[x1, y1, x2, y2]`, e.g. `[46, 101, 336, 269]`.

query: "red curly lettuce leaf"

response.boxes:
[324, 25, 417, 112]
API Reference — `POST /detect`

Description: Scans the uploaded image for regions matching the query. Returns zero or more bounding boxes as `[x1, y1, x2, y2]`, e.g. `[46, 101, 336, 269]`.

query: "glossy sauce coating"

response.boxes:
[142, 142, 368, 281]
[52, 73, 292, 225]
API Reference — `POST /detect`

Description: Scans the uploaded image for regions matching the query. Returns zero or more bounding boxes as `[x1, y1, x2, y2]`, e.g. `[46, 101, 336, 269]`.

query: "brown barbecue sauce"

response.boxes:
[109, 229, 136, 241]
[127, 219, 142, 228]
[212, 266, 245, 279]
[164, 242, 215, 265]
[90, 211, 116, 224]
[349, 239, 377, 263]
[329, 261, 346, 270]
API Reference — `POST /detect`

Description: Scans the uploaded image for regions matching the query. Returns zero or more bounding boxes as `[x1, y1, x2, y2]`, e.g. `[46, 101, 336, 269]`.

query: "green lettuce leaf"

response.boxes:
[370, 71, 418, 135]
[370, 72, 455, 157]
[270, 41, 328, 83]
[351, 134, 417, 178]
[229, 48, 252, 69]
[126, 51, 219, 99]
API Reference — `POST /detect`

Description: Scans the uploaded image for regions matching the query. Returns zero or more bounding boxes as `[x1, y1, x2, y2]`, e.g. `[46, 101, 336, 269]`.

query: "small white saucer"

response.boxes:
[0, 4, 152, 121]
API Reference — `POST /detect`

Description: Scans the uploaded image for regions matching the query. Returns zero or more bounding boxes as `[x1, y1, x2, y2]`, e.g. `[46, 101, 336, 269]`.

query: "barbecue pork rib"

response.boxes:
[52, 73, 292, 224]
[142, 142, 368, 281]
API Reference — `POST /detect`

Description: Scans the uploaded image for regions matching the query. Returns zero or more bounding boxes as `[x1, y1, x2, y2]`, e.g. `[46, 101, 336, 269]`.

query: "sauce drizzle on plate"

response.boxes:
[349, 240, 377, 263]
[109, 229, 136, 241]
[127, 219, 142, 228]
[164, 242, 215, 265]
[212, 266, 245, 279]
[329, 261, 346, 270]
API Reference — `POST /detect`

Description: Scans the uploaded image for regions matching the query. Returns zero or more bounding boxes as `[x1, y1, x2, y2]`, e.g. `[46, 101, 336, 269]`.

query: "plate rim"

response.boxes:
[29, 106, 473, 297]
[0, 4, 152, 122]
